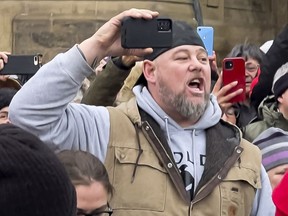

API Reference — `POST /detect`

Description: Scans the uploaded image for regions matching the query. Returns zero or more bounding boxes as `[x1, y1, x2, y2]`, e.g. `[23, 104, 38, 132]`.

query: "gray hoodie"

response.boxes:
[134, 85, 221, 192]
[9, 45, 274, 215]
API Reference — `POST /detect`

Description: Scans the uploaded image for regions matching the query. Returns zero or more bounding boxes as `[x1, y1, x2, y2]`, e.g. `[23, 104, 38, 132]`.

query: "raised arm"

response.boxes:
[9, 9, 158, 161]
[81, 55, 140, 106]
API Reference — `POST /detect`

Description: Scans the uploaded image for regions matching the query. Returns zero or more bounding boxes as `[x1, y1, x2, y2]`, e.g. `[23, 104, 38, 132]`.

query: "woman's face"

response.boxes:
[267, 164, 288, 190]
[0, 106, 10, 124]
[76, 181, 110, 216]
[245, 58, 260, 95]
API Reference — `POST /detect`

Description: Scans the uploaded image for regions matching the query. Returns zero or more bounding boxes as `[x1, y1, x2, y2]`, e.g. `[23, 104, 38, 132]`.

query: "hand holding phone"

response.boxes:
[0, 54, 42, 75]
[121, 17, 173, 48]
[222, 57, 246, 103]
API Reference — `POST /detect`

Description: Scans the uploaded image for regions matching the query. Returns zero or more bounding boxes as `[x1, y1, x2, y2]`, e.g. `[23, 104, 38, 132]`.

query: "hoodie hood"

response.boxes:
[258, 95, 281, 121]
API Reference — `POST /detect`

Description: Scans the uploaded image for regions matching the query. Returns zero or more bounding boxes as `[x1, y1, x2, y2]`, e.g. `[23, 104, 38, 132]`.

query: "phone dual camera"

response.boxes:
[157, 19, 172, 32]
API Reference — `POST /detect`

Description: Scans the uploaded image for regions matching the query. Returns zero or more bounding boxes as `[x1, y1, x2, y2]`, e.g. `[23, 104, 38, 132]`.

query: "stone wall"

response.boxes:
[0, 0, 287, 63]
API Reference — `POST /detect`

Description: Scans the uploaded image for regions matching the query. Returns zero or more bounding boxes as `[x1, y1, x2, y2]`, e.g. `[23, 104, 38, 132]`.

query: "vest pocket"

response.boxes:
[111, 147, 168, 211]
[219, 166, 259, 216]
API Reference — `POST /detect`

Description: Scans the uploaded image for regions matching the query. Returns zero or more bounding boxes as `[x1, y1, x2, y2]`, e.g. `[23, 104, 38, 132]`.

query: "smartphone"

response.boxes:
[121, 17, 173, 48]
[0, 54, 42, 75]
[197, 26, 214, 57]
[222, 57, 246, 103]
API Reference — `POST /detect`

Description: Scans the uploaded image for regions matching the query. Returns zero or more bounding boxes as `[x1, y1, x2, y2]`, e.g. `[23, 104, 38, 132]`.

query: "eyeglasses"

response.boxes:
[77, 203, 113, 216]
[245, 63, 259, 73]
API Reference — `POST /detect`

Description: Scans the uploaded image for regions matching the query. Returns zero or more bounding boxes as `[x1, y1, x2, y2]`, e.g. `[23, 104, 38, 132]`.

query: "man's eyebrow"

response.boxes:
[172, 47, 207, 55]
[173, 48, 190, 54]
[197, 47, 208, 55]
[0, 111, 8, 114]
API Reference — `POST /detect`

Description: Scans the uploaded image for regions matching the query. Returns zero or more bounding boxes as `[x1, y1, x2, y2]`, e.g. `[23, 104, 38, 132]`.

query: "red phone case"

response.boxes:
[222, 57, 246, 103]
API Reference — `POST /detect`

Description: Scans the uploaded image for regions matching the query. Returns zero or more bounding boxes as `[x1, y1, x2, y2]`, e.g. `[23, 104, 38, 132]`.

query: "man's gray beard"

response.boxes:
[159, 85, 209, 122]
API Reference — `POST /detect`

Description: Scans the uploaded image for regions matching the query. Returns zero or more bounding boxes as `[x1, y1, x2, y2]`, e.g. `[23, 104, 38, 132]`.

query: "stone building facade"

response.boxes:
[0, 0, 287, 63]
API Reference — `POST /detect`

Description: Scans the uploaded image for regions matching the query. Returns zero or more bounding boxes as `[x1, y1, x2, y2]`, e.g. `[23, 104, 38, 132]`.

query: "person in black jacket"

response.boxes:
[250, 24, 288, 110]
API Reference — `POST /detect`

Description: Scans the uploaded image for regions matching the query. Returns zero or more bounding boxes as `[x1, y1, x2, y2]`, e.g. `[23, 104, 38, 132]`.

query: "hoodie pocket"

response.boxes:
[111, 147, 168, 211]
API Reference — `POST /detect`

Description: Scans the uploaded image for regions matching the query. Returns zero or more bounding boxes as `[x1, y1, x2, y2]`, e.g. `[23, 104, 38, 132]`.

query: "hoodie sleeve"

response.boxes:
[9, 45, 110, 162]
[250, 165, 276, 216]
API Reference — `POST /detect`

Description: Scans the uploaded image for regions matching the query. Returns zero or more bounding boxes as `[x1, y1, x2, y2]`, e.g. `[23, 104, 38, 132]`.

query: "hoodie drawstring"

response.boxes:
[164, 116, 171, 143]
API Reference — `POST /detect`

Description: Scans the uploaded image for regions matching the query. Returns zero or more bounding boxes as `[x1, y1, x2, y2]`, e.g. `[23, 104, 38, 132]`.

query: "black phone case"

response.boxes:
[121, 17, 173, 48]
[0, 55, 41, 75]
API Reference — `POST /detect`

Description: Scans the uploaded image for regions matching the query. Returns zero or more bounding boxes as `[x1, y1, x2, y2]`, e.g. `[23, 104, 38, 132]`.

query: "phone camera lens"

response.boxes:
[225, 61, 233, 69]
[157, 20, 171, 32]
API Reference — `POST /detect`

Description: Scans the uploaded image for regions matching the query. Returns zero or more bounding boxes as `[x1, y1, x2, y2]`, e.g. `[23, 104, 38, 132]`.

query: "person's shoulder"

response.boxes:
[218, 119, 243, 142]
[240, 137, 260, 152]
[243, 120, 269, 142]
[108, 96, 142, 124]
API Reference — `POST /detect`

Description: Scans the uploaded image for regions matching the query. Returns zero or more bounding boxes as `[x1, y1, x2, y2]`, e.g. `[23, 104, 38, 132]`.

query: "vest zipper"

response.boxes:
[141, 121, 191, 203]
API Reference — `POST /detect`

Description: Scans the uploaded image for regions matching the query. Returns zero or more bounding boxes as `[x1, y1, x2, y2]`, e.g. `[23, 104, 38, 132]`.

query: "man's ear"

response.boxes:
[143, 60, 156, 84]
[278, 95, 283, 104]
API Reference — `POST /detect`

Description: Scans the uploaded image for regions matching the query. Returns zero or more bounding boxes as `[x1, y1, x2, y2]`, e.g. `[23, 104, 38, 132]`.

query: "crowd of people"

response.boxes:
[1, 7, 288, 216]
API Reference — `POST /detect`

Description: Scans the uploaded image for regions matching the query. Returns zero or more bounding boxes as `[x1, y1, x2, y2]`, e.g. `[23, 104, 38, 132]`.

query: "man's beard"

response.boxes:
[159, 83, 209, 122]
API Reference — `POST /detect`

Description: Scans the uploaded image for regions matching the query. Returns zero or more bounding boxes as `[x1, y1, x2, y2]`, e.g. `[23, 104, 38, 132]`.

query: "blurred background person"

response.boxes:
[273, 171, 288, 216]
[0, 51, 23, 124]
[213, 42, 264, 127]
[253, 127, 288, 190]
[81, 55, 140, 106]
[244, 62, 288, 142]
[0, 88, 18, 124]
[0, 124, 76, 216]
[57, 150, 114, 216]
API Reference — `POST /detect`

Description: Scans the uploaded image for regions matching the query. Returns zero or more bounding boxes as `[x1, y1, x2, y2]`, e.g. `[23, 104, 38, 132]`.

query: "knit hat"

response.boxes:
[272, 62, 288, 99]
[253, 127, 288, 171]
[0, 87, 18, 110]
[136, 20, 205, 85]
[0, 124, 76, 216]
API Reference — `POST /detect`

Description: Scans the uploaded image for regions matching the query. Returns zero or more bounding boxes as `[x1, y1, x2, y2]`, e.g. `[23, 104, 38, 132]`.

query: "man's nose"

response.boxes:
[188, 58, 203, 72]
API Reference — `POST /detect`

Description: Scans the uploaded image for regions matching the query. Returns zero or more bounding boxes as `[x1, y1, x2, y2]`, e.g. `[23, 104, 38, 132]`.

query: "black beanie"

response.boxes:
[272, 62, 288, 99]
[272, 73, 288, 99]
[0, 87, 18, 110]
[0, 124, 76, 216]
[136, 20, 205, 85]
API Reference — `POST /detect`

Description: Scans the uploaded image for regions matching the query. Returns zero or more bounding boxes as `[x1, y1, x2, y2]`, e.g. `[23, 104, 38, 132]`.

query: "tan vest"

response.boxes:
[105, 99, 262, 216]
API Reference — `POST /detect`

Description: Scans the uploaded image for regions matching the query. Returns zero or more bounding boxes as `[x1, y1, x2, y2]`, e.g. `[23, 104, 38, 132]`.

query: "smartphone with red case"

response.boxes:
[222, 57, 246, 103]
